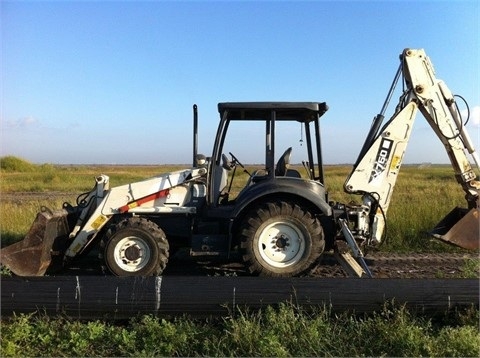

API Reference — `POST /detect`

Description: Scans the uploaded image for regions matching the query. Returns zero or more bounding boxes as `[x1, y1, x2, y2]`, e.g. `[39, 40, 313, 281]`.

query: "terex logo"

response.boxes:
[369, 138, 393, 183]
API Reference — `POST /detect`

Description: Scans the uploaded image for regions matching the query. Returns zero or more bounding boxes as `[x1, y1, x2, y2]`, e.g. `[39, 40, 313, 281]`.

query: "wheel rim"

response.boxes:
[257, 221, 305, 268]
[113, 236, 151, 272]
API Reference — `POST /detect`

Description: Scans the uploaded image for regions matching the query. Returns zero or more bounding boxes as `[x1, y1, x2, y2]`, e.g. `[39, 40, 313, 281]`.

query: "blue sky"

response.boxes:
[1, 0, 479, 165]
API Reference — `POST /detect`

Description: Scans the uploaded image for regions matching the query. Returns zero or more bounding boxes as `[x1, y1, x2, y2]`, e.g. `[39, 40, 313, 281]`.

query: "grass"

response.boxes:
[0, 157, 471, 253]
[1, 303, 478, 357]
[1, 157, 478, 357]
[0, 162, 187, 192]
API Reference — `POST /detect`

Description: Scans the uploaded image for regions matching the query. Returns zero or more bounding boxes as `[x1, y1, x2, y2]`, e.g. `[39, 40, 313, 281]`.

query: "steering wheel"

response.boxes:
[228, 152, 250, 176]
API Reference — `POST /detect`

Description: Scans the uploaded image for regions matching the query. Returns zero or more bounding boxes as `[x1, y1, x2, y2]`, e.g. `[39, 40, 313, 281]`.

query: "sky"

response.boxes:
[1, 0, 479, 165]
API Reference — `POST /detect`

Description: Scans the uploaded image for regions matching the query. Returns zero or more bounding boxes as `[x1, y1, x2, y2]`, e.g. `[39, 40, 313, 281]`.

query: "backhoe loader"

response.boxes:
[1, 48, 478, 277]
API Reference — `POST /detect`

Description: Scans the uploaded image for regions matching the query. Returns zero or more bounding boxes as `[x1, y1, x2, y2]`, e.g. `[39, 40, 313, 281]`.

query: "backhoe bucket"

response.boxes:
[430, 207, 479, 250]
[0, 207, 72, 276]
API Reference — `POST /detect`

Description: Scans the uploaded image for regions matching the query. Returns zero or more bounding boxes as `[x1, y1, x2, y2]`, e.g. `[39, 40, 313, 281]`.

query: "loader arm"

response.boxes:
[0, 168, 206, 276]
[64, 168, 206, 259]
[344, 48, 479, 248]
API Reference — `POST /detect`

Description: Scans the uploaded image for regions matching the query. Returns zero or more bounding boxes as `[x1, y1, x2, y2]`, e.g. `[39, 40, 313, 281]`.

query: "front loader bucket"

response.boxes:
[430, 207, 479, 250]
[0, 207, 72, 276]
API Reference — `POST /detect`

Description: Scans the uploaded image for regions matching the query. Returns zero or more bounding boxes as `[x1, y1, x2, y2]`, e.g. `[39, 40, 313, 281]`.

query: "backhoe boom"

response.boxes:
[344, 48, 479, 249]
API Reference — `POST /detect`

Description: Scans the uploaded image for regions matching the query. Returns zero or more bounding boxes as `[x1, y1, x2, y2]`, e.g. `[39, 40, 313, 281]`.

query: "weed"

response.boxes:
[0, 162, 472, 254]
[0, 156, 35, 172]
[1, 159, 477, 356]
[2, 305, 478, 357]
[460, 258, 480, 278]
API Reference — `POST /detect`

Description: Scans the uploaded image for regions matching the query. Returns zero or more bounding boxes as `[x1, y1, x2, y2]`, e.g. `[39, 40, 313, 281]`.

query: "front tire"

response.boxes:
[104, 217, 169, 276]
[239, 201, 325, 277]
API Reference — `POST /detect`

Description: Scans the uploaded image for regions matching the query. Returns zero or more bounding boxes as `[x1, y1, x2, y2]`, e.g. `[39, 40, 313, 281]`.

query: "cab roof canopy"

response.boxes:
[218, 102, 328, 122]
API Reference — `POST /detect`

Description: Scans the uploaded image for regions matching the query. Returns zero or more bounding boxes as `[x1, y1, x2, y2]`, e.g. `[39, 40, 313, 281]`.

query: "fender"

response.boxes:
[232, 177, 332, 220]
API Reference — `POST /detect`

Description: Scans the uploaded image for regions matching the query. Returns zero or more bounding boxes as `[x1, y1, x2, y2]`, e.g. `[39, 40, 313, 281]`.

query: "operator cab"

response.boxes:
[207, 102, 329, 208]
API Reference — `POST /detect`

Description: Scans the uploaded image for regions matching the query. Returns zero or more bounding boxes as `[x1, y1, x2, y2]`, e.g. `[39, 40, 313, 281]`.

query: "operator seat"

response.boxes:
[275, 147, 292, 176]
[237, 147, 301, 201]
[275, 147, 301, 178]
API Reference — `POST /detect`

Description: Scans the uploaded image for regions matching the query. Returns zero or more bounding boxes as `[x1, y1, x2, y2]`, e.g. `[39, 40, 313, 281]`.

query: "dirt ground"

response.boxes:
[59, 249, 478, 279]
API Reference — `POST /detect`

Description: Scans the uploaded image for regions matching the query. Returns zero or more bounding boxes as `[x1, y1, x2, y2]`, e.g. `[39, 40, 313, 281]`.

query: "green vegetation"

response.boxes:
[1, 156, 478, 357]
[0, 156, 471, 253]
[0, 157, 187, 245]
[0, 156, 185, 192]
[460, 258, 480, 278]
[1, 304, 478, 357]
[0, 156, 36, 172]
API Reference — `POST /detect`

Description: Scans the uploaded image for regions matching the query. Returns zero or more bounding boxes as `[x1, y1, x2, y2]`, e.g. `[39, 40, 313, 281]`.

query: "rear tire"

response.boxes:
[239, 201, 325, 277]
[104, 217, 169, 276]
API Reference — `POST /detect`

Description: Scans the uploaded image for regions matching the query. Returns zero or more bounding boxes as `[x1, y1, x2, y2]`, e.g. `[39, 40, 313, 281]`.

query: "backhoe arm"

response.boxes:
[344, 48, 479, 248]
[403, 48, 479, 207]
